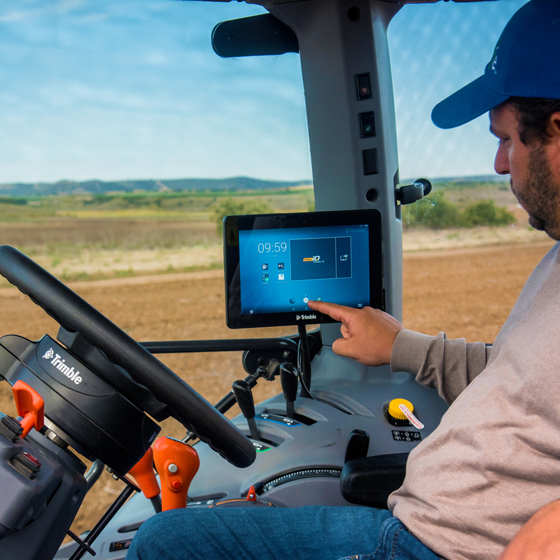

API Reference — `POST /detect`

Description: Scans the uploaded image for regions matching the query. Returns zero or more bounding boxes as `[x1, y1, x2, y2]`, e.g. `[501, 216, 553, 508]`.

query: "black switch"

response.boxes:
[0, 416, 23, 442]
[356, 73, 372, 100]
[362, 148, 378, 175]
[10, 452, 41, 480]
[360, 112, 375, 138]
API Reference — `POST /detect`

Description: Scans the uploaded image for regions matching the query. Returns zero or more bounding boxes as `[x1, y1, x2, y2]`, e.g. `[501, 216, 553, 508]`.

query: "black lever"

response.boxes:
[232, 380, 261, 441]
[395, 178, 432, 205]
[280, 363, 299, 419]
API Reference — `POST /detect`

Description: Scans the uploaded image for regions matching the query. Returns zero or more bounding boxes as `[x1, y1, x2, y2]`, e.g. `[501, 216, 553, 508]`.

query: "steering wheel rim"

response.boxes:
[0, 246, 256, 469]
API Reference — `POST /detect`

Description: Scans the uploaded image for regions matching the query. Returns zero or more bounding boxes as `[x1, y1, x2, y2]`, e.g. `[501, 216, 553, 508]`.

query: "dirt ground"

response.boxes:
[0, 240, 555, 538]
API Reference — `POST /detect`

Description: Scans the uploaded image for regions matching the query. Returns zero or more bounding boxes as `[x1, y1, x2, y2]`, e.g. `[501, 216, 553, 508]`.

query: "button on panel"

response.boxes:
[356, 73, 372, 100]
[392, 430, 422, 442]
[360, 112, 375, 138]
[362, 148, 378, 175]
[110, 539, 133, 552]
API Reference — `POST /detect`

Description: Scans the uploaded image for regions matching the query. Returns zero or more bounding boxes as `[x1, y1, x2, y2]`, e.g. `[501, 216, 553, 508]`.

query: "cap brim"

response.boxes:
[431, 74, 510, 129]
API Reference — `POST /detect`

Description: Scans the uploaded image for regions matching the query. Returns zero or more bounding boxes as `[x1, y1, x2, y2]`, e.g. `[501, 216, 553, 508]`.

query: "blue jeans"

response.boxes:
[125, 506, 439, 560]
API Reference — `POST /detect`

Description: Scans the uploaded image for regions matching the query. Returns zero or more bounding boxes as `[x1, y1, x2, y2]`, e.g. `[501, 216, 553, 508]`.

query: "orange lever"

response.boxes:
[153, 437, 199, 511]
[246, 485, 257, 502]
[12, 381, 44, 438]
[128, 447, 160, 500]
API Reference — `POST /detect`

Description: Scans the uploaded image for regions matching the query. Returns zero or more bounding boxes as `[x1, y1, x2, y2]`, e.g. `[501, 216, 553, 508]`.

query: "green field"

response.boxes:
[0, 180, 545, 284]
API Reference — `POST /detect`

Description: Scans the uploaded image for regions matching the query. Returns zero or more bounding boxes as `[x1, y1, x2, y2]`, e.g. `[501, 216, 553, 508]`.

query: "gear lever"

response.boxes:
[280, 362, 299, 419]
[153, 437, 199, 511]
[232, 380, 261, 441]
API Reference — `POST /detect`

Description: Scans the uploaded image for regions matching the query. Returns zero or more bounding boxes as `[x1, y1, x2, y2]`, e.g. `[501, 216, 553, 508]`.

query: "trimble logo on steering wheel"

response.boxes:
[42, 348, 83, 385]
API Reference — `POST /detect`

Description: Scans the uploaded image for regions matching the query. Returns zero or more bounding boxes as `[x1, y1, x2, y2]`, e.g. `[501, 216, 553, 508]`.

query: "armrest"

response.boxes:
[340, 453, 408, 509]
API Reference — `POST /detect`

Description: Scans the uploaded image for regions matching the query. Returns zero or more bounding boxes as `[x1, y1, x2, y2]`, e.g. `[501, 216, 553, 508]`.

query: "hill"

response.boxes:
[0, 177, 312, 197]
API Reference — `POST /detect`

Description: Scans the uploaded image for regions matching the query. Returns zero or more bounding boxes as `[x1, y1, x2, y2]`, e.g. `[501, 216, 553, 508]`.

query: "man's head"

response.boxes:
[490, 101, 560, 239]
[431, 0, 560, 240]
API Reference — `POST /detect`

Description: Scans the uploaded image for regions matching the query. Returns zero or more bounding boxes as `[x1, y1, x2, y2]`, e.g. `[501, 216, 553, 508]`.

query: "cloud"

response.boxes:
[0, 9, 43, 22]
[144, 51, 171, 66]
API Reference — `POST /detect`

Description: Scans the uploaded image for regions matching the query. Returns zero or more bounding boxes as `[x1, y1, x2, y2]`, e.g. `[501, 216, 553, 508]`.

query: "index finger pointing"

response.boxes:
[307, 300, 353, 323]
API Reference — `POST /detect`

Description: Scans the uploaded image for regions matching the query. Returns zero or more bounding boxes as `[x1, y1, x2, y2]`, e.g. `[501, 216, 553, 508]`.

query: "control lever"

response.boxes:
[12, 380, 44, 438]
[280, 362, 299, 419]
[395, 178, 432, 205]
[153, 437, 199, 512]
[128, 447, 162, 513]
[232, 380, 261, 441]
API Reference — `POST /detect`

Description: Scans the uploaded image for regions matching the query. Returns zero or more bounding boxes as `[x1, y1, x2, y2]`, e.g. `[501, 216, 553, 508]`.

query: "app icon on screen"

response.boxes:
[263, 274, 269, 282]
[278, 263, 285, 269]
[262, 263, 268, 270]
[278, 274, 285, 281]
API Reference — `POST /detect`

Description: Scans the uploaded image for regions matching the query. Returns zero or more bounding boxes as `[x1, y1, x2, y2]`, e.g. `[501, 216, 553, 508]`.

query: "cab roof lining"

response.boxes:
[190, 0, 499, 4]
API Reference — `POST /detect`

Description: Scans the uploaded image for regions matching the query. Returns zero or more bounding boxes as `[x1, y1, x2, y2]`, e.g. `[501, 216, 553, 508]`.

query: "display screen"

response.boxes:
[224, 210, 383, 328]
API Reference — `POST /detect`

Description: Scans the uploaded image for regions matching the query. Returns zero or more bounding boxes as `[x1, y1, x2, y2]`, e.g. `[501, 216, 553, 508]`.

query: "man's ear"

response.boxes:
[547, 112, 560, 140]
[546, 113, 560, 180]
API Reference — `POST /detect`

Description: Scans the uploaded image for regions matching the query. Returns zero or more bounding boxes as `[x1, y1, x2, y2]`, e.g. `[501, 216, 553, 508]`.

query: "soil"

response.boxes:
[0, 240, 554, 539]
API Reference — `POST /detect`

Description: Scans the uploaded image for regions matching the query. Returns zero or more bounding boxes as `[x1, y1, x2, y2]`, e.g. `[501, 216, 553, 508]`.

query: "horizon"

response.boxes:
[0, 173, 508, 190]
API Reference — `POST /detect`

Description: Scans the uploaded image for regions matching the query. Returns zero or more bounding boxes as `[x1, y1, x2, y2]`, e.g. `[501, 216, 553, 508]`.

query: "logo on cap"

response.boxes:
[487, 38, 502, 75]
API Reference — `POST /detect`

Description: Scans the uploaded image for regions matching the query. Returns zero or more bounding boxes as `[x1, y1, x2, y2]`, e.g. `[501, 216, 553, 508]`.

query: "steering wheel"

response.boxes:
[0, 246, 256, 469]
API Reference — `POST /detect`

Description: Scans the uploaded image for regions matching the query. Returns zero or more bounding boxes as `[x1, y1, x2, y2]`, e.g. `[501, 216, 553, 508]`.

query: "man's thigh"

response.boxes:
[126, 506, 393, 560]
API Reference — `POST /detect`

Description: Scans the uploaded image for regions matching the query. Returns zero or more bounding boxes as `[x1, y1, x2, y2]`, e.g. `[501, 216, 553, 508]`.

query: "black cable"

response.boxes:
[297, 324, 313, 398]
[296, 338, 315, 401]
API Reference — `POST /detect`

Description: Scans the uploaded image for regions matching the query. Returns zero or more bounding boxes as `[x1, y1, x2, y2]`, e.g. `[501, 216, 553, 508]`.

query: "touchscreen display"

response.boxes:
[239, 225, 369, 314]
[224, 210, 383, 328]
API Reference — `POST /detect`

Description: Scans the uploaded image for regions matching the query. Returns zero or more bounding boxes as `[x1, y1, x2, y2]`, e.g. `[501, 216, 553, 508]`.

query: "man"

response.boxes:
[127, 1, 560, 558]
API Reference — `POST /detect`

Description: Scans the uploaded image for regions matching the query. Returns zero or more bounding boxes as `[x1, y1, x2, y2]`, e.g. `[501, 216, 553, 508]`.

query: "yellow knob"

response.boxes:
[388, 398, 414, 421]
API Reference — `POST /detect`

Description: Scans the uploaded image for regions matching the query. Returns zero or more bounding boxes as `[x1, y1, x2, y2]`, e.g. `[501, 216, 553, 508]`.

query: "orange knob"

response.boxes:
[12, 381, 44, 438]
[128, 447, 160, 500]
[153, 437, 199, 511]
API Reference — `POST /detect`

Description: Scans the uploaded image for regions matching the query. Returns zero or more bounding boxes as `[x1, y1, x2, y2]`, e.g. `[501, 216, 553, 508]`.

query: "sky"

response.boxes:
[0, 0, 527, 184]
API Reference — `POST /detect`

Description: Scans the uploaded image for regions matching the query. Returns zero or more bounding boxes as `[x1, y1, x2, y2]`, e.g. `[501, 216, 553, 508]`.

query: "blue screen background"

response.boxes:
[238, 224, 370, 315]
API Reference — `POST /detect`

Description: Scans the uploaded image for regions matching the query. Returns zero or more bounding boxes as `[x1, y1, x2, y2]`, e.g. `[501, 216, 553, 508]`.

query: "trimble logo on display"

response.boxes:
[42, 348, 83, 385]
[296, 314, 316, 321]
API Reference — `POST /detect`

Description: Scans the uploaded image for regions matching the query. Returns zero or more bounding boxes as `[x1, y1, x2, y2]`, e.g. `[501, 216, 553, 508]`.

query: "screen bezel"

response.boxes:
[224, 209, 383, 329]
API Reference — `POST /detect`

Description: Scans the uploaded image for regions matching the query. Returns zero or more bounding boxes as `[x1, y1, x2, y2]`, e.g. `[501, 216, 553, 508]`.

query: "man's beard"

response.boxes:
[511, 143, 560, 241]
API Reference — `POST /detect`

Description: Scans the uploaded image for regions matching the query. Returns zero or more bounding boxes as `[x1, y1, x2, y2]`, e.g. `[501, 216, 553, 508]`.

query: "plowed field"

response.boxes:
[0, 240, 555, 539]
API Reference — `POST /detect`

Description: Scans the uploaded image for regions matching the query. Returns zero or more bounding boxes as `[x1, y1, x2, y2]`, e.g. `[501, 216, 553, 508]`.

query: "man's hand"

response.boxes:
[498, 500, 560, 560]
[307, 301, 403, 367]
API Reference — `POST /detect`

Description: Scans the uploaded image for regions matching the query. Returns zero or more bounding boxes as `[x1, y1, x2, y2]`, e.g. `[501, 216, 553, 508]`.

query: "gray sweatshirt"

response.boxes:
[388, 242, 560, 560]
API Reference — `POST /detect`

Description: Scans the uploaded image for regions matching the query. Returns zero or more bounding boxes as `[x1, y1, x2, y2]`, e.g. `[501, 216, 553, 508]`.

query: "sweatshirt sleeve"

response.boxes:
[389, 329, 491, 404]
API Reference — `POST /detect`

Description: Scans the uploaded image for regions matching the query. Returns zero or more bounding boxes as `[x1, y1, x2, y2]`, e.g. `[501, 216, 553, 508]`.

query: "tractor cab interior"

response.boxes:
[0, 1, 529, 559]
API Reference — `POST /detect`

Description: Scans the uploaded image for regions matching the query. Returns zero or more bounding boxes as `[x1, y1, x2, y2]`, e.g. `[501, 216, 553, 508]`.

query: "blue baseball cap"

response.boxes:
[432, 0, 560, 129]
